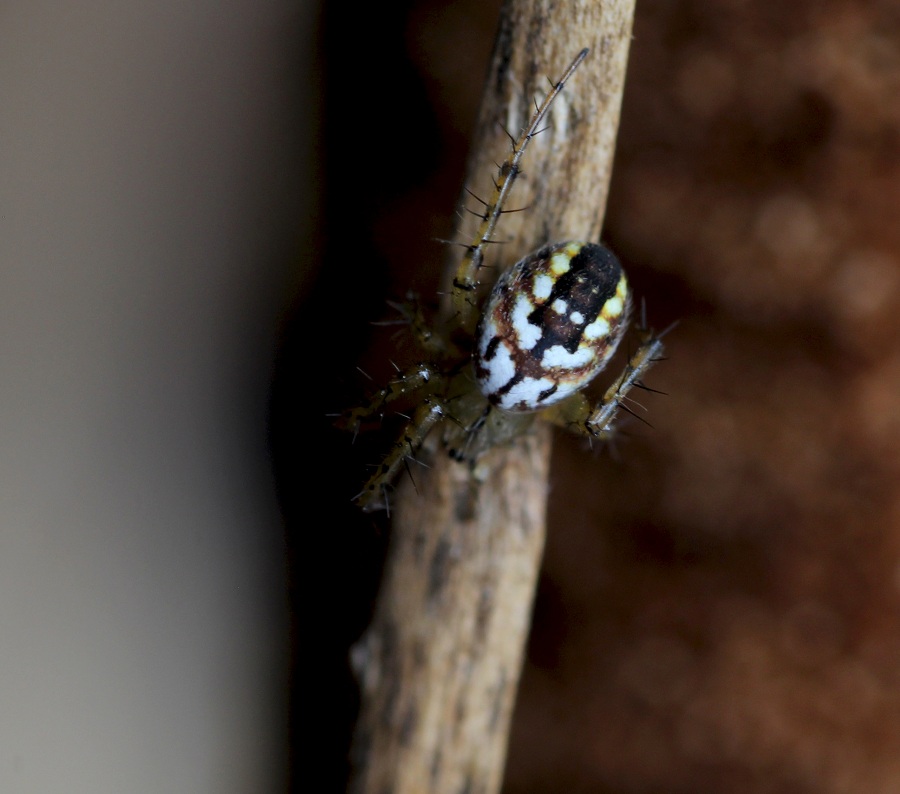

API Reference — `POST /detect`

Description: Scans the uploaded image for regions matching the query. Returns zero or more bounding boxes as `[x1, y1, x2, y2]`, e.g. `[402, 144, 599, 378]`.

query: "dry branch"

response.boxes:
[349, 1, 638, 791]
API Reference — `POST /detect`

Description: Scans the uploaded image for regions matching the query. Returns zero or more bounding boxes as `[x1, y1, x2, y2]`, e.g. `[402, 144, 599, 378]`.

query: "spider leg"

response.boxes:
[353, 396, 446, 511]
[450, 49, 588, 336]
[381, 293, 448, 357]
[336, 363, 445, 435]
[541, 327, 665, 440]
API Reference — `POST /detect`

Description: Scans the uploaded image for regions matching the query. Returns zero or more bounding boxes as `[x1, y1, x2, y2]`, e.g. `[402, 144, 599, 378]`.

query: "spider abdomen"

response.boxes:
[474, 241, 630, 412]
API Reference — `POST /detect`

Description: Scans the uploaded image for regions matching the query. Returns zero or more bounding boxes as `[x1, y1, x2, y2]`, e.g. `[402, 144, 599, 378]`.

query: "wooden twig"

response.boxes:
[349, 1, 638, 792]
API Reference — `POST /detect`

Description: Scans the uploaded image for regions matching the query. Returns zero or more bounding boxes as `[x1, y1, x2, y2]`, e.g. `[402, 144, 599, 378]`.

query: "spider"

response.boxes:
[338, 48, 665, 512]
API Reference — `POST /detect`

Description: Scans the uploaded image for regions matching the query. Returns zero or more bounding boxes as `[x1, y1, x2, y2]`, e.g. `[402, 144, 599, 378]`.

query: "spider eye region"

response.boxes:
[474, 241, 630, 412]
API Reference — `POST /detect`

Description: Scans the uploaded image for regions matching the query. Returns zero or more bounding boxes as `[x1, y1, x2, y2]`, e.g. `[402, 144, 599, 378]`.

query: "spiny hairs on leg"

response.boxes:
[585, 327, 667, 438]
[450, 48, 589, 336]
[541, 324, 668, 441]
[336, 363, 444, 436]
[353, 396, 446, 512]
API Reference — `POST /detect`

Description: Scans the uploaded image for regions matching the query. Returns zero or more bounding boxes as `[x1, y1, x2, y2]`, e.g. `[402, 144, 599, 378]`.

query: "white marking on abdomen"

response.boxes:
[511, 295, 542, 349]
[541, 345, 594, 370]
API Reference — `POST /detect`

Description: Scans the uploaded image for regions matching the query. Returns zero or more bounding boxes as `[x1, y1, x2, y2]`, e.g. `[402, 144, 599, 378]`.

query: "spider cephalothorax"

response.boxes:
[339, 49, 665, 512]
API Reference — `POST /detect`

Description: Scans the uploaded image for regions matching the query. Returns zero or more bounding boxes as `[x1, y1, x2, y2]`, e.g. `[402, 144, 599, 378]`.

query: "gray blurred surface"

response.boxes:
[0, 2, 315, 790]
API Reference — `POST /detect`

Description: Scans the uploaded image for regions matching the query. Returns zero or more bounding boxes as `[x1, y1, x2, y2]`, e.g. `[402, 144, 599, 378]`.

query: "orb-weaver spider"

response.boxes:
[339, 48, 665, 512]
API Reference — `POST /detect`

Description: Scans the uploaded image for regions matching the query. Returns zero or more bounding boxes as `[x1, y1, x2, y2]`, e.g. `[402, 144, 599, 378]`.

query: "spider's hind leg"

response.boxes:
[542, 326, 666, 441]
[449, 49, 589, 336]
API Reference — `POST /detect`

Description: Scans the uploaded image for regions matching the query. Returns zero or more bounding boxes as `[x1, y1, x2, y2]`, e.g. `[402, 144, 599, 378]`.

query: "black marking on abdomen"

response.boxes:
[527, 244, 622, 356]
[493, 373, 523, 400]
[483, 335, 501, 361]
[537, 384, 558, 402]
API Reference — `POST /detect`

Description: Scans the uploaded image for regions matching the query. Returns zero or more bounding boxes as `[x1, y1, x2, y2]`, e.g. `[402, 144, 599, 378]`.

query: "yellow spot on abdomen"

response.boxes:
[550, 253, 571, 276]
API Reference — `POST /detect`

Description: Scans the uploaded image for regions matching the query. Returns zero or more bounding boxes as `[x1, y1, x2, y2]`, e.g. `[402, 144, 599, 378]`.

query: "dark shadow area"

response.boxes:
[269, 2, 444, 791]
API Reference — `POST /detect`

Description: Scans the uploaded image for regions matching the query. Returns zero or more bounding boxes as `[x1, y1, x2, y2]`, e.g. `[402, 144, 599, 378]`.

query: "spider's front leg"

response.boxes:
[353, 395, 447, 512]
[383, 292, 449, 359]
[337, 287, 457, 436]
[335, 363, 445, 436]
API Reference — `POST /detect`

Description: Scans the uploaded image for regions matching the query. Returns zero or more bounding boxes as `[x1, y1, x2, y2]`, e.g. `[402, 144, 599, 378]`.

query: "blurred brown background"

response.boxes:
[295, 0, 900, 792]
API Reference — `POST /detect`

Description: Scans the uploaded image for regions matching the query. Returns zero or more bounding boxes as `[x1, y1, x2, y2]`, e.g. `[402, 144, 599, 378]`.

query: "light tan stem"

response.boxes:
[349, 1, 637, 792]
